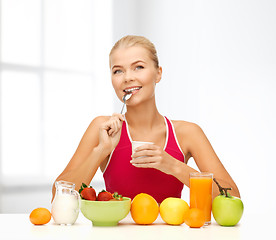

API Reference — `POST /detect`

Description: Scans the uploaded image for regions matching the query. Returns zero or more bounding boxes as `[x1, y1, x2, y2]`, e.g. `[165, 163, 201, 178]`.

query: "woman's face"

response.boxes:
[110, 46, 162, 105]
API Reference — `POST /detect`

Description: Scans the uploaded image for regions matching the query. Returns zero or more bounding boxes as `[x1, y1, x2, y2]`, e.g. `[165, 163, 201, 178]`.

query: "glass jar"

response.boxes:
[51, 180, 80, 225]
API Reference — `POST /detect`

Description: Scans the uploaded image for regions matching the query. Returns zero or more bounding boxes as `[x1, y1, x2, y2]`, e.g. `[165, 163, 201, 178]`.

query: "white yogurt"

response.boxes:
[132, 141, 154, 157]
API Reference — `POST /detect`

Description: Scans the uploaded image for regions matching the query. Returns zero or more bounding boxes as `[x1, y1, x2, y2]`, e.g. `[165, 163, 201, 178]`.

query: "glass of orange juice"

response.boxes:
[189, 172, 213, 225]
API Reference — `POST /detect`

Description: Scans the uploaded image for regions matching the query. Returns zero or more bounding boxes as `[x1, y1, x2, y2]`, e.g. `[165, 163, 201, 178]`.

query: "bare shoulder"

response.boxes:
[82, 115, 111, 139]
[61, 115, 112, 172]
[171, 120, 204, 138]
[89, 115, 111, 127]
[92, 115, 111, 123]
[71, 115, 111, 154]
[170, 120, 208, 161]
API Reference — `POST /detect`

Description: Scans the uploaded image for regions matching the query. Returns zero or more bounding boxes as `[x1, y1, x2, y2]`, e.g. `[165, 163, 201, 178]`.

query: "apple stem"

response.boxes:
[213, 178, 232, 197]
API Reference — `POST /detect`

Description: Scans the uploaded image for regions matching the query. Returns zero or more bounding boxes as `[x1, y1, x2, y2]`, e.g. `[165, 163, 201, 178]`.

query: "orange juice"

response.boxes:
[190, 173, 213, 224]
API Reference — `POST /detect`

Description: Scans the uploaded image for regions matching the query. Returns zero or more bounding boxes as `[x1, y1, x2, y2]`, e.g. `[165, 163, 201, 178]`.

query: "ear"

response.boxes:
[155, 66, 162, 83]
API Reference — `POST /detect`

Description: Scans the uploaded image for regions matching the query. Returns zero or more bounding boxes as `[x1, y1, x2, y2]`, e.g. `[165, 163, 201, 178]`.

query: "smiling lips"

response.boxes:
[123, 86, 142, 95]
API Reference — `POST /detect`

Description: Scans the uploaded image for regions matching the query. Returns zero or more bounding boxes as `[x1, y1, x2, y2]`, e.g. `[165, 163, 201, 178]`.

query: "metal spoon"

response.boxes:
[120, 93, 132, 114]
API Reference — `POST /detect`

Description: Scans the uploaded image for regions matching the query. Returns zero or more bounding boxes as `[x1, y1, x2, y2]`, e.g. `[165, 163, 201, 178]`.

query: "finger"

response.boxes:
[111, 119, 120, 131]
[101, 122, 111, 131]
[130, 156, 156, 164]
[108, 117, 120, 131]
[112, 113, 125, 122]
[111, 131, 118, 137]
[119, 114, 125, 121]
[114, 119, 121, 132]
[117, 113, 125, 122]
[102, 120, 113, 134]
[101, 120, 114, 131]
[108, 128, 115, 136]
[108, 122, 116, 134]
[132, 162, 158, 169]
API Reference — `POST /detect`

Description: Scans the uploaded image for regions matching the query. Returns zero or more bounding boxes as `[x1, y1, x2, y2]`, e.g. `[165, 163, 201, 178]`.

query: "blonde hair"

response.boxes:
[109, 35, 159, 68]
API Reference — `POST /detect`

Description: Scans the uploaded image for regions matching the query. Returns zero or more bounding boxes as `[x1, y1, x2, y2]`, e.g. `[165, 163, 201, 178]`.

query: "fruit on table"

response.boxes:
[29, 207, 51, 225]
[131, 193, 159, 225]
[212, 178, 244, 226]
[97, 190, 113, 201]
[160, 197, 189, 225]
[112, 192, 123, 201]
[79, 183, 97, 201]
[79, 183, 124, 201]
[184, 208, 205, 228]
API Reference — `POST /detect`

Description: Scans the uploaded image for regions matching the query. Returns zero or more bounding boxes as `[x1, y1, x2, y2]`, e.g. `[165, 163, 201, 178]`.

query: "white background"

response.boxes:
[112, 0, 276, 216]
[1, 0, 276, 216]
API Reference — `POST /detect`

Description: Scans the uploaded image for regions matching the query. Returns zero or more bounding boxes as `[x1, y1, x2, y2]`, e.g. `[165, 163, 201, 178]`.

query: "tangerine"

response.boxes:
[130, 193, 159, 225]
[29, 207, 51, 225]
[184, 208, 205, 228]
[160, 197, 189, 225]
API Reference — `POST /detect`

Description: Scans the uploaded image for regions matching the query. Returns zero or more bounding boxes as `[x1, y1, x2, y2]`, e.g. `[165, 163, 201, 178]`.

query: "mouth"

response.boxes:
[123, 86, 142, 94]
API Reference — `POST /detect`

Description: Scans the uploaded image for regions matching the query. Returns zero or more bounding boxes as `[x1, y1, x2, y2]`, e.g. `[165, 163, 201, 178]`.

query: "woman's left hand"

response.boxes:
[130, 144, 178, 175]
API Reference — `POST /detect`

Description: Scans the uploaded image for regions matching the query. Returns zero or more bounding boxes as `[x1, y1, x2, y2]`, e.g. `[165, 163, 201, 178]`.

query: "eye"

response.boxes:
[135, 65, 144, 70]
[113, 69, 122, 74]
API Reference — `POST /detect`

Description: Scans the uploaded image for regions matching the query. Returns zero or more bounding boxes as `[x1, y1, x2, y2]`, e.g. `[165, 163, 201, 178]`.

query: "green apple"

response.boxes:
[212, 178, 244, 226]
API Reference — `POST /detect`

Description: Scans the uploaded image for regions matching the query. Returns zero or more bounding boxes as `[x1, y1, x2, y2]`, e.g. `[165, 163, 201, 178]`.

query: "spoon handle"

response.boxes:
[120, 99, 126, 114]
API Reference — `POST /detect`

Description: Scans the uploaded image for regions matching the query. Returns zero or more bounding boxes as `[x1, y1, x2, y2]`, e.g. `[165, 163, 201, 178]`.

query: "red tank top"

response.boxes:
[103, 116, 185, 203]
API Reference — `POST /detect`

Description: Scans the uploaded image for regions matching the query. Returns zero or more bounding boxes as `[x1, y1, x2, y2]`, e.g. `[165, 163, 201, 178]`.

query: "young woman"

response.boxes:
[52, 35, 240, 203]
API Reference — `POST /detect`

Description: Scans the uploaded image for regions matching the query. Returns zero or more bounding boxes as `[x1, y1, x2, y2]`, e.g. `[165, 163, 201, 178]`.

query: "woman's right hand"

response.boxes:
[98, 113, 125, 153]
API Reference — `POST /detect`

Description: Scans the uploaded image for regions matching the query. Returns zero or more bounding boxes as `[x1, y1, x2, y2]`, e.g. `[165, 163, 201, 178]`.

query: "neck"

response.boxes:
[125, 98, 162, 129]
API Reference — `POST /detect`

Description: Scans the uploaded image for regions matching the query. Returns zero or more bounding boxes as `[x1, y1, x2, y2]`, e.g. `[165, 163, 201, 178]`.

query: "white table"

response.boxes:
[0, 212, 269, 240]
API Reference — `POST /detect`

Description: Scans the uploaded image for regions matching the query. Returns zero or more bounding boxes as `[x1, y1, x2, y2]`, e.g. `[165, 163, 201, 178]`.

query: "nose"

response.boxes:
[124, 69, 134, 83]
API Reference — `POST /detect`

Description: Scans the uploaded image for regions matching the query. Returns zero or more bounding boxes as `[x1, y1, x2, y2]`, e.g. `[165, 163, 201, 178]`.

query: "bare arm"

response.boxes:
[131, 121, 240, 199]
[51, 114, 124, 201]
[175, 122, 240, 198]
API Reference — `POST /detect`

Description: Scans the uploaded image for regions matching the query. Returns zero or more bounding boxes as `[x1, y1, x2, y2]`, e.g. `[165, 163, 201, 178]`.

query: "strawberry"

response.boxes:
[79, 183, 96, 201]
[113, 192, 123, 201]
[97, 190, 113, 201]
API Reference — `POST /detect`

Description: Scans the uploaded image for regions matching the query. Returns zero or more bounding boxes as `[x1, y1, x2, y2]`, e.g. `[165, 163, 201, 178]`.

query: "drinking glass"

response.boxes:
[189, 172, 213, 225]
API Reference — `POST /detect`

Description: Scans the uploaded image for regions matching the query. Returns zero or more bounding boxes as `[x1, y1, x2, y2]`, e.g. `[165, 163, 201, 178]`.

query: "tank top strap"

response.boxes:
[116, 120, 131, 148]
[164, 116, 185, 162]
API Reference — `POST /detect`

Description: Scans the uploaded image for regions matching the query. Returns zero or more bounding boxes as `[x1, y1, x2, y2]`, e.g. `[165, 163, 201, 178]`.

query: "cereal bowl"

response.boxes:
[80, 197, 131, 226]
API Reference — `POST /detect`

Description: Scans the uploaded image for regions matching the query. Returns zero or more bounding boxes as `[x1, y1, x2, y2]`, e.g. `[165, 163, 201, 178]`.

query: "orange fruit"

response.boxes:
[184, 208, 205, 228]
[29, 208, 51, 225]
[130, 193, 159, 225]
[160, 197, 189, 225]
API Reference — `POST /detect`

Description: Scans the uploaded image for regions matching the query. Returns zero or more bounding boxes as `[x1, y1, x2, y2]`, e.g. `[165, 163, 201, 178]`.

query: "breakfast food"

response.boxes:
[112, 192, 123, 201]
[97, 190, 113, 201]
[79, 183, 123, 201]
[212, 178, 244, 226]
[79, 183, 97, 201]
[29, 207, 51, 225]
[184, 208, 205, 228]
[160, 197, 189, 225]
[130, 193, 159, 225]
